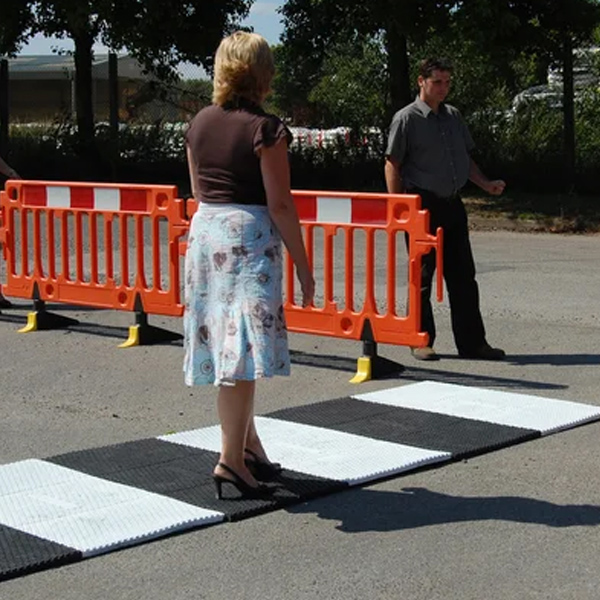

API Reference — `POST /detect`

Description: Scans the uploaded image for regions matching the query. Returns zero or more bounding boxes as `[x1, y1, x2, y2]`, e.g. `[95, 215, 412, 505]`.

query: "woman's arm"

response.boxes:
[260, 138, 314, 307]
[185, 145, 200, 200]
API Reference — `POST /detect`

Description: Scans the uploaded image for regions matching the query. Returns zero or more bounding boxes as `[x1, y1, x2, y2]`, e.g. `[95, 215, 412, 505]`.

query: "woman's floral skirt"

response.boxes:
[183, 203, 290, 386]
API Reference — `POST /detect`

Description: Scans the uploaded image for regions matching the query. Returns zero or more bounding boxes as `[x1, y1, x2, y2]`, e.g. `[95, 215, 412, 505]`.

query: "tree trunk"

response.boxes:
[72, 31, 97, 167]
[0, 59, 8, 156]
[108, 52, 119, 179]
[561, 31, 576, 193]
[385, 27, 411, 118]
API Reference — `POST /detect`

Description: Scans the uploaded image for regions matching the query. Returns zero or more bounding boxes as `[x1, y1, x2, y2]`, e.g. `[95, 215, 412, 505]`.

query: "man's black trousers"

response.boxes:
[407, 188, 487, 354]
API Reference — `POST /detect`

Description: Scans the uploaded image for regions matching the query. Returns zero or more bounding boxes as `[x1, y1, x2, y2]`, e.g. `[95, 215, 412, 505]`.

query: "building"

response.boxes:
[6, 54, 151, 122]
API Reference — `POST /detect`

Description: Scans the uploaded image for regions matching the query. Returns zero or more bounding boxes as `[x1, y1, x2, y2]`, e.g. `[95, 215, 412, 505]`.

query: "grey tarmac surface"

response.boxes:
[1, 229, 600, 600]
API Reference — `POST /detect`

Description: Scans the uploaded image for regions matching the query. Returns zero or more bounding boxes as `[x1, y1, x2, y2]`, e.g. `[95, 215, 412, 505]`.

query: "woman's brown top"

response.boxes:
[185, 98, 292, 206]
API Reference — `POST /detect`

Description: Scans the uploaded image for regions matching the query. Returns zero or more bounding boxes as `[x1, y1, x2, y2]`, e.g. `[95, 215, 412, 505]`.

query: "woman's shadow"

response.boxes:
[288, 486, 600, 533]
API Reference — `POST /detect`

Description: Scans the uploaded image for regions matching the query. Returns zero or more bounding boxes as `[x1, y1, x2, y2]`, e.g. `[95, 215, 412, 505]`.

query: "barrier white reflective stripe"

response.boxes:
[19, 184, 148, 212]
[317, 197, 352, 224]
[94, 188, 121, 212]
[295, 195, 388, 225]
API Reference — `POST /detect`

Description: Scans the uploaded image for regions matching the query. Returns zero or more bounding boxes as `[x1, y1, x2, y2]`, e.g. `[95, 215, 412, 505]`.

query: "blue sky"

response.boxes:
[19, 1, 285, 55]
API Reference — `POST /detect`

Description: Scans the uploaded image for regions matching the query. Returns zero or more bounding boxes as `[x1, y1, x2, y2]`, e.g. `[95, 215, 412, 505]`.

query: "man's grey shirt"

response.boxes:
[385, 96, 475, 198]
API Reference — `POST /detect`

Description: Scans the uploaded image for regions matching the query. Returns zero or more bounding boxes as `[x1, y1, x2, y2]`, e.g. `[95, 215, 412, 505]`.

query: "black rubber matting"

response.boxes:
[0, 524, 82, 582]
[3, 386, 586, 583]
[48, 438, 347, 522]
[267, 397, 541, 459]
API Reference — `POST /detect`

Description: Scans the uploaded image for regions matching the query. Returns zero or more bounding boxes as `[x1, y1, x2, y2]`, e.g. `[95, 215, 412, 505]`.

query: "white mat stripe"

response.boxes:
[159, 416, 451, 486]
[353, 381, 600, 436]
[0, 459, 224, 557]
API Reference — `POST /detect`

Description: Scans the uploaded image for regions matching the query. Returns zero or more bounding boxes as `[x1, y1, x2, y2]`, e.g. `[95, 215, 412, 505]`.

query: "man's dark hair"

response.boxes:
[418, 57, 453, 79]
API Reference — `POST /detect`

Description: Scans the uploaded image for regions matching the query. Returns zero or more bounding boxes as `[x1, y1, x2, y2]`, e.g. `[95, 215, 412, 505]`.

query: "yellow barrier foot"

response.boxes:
[118, 322, 182, 348]
[350, 354, 405, 384]
[119, 325, 141, 348]
[350, 357, 372, 384]
[18, 310, 79, 333]
[18, 312, 39, 333]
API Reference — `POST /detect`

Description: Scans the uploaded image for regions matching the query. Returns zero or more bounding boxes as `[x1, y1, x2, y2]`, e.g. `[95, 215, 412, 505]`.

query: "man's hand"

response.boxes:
[485, 179, 506, 196]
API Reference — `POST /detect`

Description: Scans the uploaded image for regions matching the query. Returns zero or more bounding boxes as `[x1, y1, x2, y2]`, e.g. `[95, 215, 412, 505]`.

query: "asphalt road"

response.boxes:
[1, 230, 600, 600]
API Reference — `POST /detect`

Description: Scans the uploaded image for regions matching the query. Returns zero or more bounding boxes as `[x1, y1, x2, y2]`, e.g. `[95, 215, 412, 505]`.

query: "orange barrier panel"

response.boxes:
[0, 180, 189, 327]
[0, 183, 441, 368]
[182, 191, 442, 356]
[285, 190, 443, 353]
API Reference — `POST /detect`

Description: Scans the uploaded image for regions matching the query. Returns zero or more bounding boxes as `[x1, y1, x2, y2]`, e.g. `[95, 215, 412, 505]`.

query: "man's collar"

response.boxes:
[415, 95, 446, 117]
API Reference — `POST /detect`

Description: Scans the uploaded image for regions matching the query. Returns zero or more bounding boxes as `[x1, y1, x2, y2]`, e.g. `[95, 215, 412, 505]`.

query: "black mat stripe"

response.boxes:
[0, 524, 81, 582]
[266, 397, 541, 459]
[48, 438, 347, 523]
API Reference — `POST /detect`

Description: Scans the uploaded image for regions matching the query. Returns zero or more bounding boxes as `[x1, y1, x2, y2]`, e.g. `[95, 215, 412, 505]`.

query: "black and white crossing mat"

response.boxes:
[1, 381, 599, 582]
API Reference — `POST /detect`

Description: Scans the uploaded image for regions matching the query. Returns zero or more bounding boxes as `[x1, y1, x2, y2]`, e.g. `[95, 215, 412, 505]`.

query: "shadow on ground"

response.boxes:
[289, 486, 600, 532]
[507, 354, 600, 366]
[289, 349, 567, 391]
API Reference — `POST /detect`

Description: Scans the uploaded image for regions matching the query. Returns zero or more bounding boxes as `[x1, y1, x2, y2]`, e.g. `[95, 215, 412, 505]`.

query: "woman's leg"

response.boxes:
[246, 417, 272, 461]
[214, 380, 258, 485]
[245, 401, 281, 472]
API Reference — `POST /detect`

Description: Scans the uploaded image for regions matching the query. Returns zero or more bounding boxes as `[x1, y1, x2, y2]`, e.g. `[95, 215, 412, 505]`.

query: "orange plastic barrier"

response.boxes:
[285, 190, 443, 354]
[0, 180, 190, 342]
[182, 191, 443, 357]
[0, 184, 441, 368]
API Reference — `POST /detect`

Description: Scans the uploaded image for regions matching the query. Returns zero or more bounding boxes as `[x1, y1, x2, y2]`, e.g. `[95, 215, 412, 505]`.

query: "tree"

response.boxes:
[0, 3, 34, 56]
[271, 35, 388, 127]
[453, 0, 600, 190]
[0, 0, 252, 160]
[279, 0, 455, 117]
[307, 38, 387, 129]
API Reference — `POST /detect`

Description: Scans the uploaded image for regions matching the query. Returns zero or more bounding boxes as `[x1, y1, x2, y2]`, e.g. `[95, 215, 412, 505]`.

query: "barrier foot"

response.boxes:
[350, 354, 405, 384]
[18, 310, 79, 333]
[350, 339, 404, 384]
[119, 312, 182, 348]
[350, 356, 372, 384]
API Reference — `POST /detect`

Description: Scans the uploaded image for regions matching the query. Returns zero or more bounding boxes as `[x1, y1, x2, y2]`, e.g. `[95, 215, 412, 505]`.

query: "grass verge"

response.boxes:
[463, 191, 600, 234]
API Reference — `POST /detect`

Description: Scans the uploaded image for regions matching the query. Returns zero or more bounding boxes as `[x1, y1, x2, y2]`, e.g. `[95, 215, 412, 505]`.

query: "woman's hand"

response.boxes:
[296, 264, 315, 307]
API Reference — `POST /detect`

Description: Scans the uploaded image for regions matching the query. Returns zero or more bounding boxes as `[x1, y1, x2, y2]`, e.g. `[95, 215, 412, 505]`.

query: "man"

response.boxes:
[385, 57, 505, 361]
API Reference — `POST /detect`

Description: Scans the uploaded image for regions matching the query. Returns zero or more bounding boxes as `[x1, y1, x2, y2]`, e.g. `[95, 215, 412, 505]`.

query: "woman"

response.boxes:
[0, 155, 20, 309]
[183, 32, 314, 500]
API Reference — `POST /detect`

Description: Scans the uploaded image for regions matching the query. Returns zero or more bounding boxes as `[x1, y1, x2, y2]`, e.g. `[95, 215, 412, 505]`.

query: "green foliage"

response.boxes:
[306, 38, 387, 129]
[0, 3, 34, 55]
[466, 94, 600, 193]
[409, 36, 516, 117]
[453, 0, 600, 63]
[278, 0, 455, 113]
[276, 0, 600, 122]
[1, 1, 253, 75]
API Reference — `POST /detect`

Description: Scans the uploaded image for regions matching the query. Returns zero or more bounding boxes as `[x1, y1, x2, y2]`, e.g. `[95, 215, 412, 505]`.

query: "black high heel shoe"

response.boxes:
[212, 462, 275, 500]
[244, 448, 283, 482]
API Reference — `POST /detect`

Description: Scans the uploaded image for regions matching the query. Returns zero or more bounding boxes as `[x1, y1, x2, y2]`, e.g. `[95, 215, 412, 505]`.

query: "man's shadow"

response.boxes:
[288, 486, 600, 533]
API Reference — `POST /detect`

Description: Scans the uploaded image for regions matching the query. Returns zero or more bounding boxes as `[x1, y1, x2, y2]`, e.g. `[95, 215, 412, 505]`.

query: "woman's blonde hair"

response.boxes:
[212, 31, 275, 106]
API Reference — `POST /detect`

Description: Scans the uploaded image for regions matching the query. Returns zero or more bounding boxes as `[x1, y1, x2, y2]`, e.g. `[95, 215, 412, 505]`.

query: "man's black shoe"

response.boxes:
[411, 346, 440, 361]
[459, 343, 505, 361]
